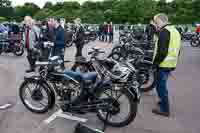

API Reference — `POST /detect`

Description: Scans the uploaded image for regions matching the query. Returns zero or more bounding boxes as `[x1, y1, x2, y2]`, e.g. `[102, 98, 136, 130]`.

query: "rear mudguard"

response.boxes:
[94, 80, 140, 102]
[23, 76, 56, 109]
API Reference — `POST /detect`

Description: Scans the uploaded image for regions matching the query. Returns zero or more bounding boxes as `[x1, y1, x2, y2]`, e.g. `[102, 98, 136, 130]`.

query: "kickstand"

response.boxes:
[102, 112, 109, 132]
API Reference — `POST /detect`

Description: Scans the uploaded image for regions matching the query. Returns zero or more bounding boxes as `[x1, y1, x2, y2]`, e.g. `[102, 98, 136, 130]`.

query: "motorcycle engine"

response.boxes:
[56, 81, 80, 102]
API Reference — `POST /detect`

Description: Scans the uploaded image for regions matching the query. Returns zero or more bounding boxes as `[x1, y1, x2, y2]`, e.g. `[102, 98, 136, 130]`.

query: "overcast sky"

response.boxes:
[11, 0, 104, 8]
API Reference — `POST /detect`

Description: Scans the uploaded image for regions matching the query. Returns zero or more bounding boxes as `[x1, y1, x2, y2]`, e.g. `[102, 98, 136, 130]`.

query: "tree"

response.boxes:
[43, 1, 53, 9]
[0, 0, 13, 19]
[13, 2, 40, 21]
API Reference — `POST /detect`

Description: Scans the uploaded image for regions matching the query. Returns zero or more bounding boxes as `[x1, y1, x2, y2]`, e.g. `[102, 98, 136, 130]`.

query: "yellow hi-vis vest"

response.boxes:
[154, 26, 181, 68]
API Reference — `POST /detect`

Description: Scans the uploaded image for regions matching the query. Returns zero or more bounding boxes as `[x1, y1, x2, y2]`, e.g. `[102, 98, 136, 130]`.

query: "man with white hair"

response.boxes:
[153, 13, 181, 117]
[23, 16, 40, 73]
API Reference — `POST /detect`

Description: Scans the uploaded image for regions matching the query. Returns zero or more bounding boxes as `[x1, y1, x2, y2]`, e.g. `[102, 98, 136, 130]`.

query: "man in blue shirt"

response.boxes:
[52, 18, 65, 68]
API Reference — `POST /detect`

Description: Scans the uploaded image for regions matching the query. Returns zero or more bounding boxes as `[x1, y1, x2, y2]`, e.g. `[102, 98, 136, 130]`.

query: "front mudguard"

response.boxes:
[95, 80, 140, 102]
[23, 76, 56, 109]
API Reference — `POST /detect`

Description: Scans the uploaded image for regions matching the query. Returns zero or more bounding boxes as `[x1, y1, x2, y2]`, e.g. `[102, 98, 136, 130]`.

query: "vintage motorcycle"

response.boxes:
[0, 33, 24, 56]
[19, 48, 139, 127]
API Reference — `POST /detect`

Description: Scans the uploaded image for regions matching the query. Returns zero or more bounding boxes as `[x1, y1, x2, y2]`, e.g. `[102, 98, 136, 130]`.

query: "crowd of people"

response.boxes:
[98, 22, 113, 43]
[22, 16, 86, 72]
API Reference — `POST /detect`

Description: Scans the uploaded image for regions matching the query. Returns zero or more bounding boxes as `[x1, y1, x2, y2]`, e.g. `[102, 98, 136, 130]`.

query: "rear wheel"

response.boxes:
[96, 88, 137, 127]
[13, 42, 24, 56]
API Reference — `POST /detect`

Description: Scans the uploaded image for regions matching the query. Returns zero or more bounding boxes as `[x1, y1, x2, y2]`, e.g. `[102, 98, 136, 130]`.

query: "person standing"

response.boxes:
[52, 18, 65, 68]
[107, 22, 113, 43]
[152, 13, 181, 117]
[23, 16, 40, 73]
[73, 18, 85, 57]
[47, 18, 56, 42]
[103, 22, 108, 42]
[195, 24, 200, 35]
[98, 23, 104, 41]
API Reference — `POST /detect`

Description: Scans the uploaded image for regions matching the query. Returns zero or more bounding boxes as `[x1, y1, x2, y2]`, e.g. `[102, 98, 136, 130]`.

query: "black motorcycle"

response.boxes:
[0, 35, 24, 56]
[71, 47, 155, 92]
[19, 52, 139, 127]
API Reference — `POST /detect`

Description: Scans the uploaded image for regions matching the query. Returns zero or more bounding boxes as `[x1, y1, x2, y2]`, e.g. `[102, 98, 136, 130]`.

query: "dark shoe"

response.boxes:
[152, 108, 170, 117]
[157, 101, 161, 106]
[26, 69, 34, 73]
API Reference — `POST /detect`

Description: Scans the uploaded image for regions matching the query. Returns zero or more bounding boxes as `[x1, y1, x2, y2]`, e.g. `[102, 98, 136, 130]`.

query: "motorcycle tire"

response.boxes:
[190, 37, 200, 47]
[96, 88, 137, 127]
[13, 43, 24, 56]
[19, 79, 53, 114]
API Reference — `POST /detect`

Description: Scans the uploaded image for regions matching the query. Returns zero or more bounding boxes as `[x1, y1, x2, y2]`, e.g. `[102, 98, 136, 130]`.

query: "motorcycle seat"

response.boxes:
[64, 70, 97, 83]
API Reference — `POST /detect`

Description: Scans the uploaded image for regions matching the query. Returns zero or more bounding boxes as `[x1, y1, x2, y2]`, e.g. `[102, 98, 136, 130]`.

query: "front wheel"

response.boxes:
[19, 79, 53, 114]
[96, 88, 138, 127]
[139, 69, 157, 92]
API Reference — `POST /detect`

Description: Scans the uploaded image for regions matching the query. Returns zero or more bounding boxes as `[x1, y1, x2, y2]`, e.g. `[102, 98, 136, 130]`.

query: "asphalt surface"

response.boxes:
[0, 40, 200, 133]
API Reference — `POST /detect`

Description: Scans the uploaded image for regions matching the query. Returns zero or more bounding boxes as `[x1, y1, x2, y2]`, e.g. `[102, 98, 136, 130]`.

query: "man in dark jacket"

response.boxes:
[52, 18, 65, 68]
[74, 18, 85, 57]
[153, 13, 181, 117]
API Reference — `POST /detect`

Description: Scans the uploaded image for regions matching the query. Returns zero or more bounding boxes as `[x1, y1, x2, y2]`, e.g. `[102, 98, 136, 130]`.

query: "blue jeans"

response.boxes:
[156, 69, 171, 112]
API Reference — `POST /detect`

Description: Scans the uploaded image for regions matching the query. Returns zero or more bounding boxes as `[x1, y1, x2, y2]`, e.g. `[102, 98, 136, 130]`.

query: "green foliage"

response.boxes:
[2, 0, 200, 24]
[0, 16, 7, 22]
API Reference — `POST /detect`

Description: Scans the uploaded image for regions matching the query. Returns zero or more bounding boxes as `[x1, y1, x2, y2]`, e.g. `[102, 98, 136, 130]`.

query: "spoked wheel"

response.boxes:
[97, 88, 137, 127]
[19, 80, 52, 113]
[13, 42, 24, 56]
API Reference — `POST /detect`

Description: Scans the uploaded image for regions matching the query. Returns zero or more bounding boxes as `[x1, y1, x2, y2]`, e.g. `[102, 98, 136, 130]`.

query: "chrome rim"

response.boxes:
[98, 89, 131, 124]
[22, 83, 49, 111]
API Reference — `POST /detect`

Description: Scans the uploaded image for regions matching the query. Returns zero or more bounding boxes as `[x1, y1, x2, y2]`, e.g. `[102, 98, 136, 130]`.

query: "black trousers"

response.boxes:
[27, 49, 37, 69]
[75, 41, 84, 57]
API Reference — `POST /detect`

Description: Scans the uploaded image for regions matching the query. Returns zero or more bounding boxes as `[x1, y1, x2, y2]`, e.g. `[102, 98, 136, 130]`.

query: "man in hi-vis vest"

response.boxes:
[152, 13, 181, 117]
